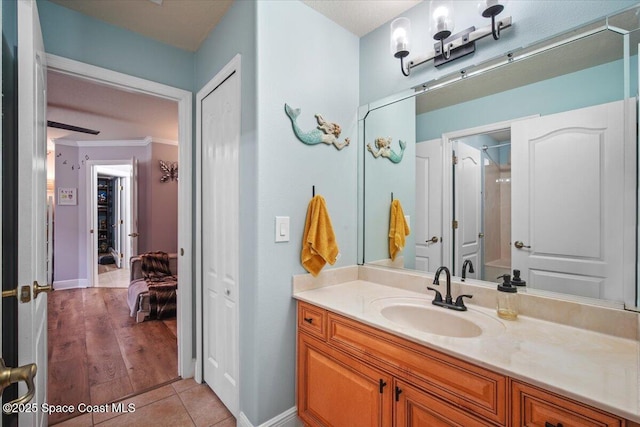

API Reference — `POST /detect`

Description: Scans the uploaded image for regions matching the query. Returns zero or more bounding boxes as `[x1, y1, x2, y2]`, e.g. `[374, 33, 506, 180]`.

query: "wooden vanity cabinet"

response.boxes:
[511, 380, 624, 427]
[297, 301, 503, 426]
[297, 301, 630, 427]
[298, 333, 393, 427]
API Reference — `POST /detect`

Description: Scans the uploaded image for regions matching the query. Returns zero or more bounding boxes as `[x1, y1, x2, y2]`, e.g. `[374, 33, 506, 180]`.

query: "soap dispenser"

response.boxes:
[511, 269, 526, 287]
[496, 274, 518, 320]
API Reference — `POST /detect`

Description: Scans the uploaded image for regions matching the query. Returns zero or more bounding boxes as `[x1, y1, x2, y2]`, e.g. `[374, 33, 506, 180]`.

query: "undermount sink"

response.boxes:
[371, 297, 504, 338]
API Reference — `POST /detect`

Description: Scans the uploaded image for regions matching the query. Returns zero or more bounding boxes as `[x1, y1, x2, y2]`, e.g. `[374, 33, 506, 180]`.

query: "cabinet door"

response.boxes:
[394, 380, 489, 427]
[298, 333, 393, 427]
[511, 380, 623, 427]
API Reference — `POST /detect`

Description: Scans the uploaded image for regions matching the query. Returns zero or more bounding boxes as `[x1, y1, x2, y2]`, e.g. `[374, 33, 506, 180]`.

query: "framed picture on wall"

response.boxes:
[58, 187, 77, 205]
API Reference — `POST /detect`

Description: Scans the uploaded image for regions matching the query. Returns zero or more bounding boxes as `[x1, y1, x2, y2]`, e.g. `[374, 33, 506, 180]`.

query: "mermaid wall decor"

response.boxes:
[367, 137, 406, 164]
[284, 103, 350, 150]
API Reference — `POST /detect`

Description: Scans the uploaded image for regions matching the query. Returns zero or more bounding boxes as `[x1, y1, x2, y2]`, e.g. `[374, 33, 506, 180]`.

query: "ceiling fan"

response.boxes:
[47, 120, 100, 135]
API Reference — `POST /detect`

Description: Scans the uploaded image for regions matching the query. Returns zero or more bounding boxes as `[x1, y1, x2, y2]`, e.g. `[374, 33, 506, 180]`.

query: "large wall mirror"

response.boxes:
[360, 5, 640, 309]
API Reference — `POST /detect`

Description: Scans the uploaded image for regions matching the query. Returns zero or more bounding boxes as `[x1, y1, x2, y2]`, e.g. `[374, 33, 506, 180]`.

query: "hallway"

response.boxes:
[48, 288, 178, 424]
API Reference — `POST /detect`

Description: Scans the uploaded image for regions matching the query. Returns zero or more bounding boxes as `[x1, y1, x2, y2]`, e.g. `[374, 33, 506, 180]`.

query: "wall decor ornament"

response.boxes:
[58, 187, 77, 205]
[159, 160, 178, 182]
[367, 137, 406, 163]
[284, 103, 350, 150]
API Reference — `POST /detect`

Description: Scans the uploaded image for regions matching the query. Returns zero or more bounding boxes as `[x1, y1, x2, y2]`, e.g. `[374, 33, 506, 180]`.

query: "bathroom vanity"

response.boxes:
[293, 266, 640, 427]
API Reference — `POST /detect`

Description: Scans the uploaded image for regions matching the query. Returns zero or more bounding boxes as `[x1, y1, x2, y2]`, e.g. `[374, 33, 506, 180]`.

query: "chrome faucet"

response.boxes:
[427, 266, 472, 311]
[461, 260, 475, 282]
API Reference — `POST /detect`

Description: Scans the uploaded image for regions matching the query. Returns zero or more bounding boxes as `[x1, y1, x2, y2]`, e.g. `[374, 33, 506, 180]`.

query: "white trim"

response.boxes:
[237, 408, 302, 427]
[440, 115, 538, 270]
[151, 137, 179, 146]
[195, 53, 241, 395]
[52, 278, 88, 290]
[77, 136, 152, 147]
[47, 53, 195, 378]
[53, 137, 152, 147]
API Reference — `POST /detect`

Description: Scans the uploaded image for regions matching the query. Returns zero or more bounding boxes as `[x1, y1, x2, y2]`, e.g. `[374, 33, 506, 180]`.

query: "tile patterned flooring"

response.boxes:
[96, 264, 130, 288]
[52, 378, 236, 427]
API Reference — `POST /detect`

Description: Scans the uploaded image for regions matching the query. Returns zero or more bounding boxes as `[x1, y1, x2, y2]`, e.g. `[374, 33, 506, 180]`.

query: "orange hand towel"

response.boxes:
[301, 195, 339, 276]
[389, 199, 410, 261]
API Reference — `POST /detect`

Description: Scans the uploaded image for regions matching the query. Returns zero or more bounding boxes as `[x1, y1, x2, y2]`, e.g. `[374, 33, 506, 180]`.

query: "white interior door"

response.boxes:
[113, 177, 121, 267]
[17, 0, 48, 425]
[511, 100, 627, 300]
[454, 142, 482, 277]
[129, 158, 139, 257]
[201, 67, 240, 415]
[415, 139, 443, 272]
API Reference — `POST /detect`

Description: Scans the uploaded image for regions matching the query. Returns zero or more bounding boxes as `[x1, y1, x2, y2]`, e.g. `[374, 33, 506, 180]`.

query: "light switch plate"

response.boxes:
[275, 216, 290, 242]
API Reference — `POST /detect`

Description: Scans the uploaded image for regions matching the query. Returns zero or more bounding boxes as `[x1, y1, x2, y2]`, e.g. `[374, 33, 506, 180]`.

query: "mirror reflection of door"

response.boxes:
[451, 133, 512, 282]
[415, 139, 442, 272]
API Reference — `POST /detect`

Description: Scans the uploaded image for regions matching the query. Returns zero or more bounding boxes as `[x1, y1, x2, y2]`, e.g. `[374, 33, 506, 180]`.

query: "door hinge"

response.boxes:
[120, 253, 123, 259]
[452, 155, 458, 165]
[120, 220, 123, 225]
[452, 220, 458, 229]
[120, 186, 124, 191]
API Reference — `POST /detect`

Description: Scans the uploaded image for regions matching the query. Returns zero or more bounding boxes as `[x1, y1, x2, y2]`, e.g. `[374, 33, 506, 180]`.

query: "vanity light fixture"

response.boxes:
[391, 0, 512, 76]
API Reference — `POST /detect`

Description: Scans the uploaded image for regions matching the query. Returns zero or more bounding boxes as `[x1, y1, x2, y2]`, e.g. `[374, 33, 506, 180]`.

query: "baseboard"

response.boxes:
[238, 407, 301, 427]
[52, 278, 88, 290]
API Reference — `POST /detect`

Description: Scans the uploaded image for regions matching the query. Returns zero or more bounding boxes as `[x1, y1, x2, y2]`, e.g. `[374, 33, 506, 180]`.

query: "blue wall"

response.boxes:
[359, 0, 638, 105]
[251, 1, 359, 424]
[37, 0, 193, 91]
[193, 0, 260, 422]
[363, 97, 416, 266]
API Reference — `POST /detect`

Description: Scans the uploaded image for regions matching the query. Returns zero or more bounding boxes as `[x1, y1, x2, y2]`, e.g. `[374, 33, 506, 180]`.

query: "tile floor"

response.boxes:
[96, 264, 130, 288]
[52, 378, 236, 427]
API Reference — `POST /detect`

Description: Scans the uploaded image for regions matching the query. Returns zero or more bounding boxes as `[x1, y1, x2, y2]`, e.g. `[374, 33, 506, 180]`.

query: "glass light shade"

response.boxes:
[390, 17, 411, 58]
[430, 0, 454, 41]
[478, 0, 507, 17]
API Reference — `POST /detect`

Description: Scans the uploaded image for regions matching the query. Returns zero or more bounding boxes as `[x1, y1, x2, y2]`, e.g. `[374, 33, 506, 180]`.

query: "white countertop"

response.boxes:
[294, 280, 640, 422]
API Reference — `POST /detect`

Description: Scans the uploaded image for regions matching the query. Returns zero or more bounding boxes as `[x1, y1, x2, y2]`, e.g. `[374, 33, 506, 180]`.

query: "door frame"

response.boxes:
[46, 53, 194, 378]
[86, 160, 134, 286]
[442, 116, 537, 274]
[194, 54, 241, 396]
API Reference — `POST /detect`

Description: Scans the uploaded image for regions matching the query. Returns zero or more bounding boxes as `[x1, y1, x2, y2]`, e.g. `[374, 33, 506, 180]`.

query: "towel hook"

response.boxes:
[391, 192, 394, 201]
[312, 185, 315, 197]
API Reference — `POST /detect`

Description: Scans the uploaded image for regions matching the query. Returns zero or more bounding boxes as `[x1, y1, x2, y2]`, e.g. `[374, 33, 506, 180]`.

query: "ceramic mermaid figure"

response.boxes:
[367, 137, 406, 164]
[284, 104, 350, 150]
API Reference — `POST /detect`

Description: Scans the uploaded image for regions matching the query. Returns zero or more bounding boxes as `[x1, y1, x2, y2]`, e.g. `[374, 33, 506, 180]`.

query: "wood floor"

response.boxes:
[48, 287, 178, 425]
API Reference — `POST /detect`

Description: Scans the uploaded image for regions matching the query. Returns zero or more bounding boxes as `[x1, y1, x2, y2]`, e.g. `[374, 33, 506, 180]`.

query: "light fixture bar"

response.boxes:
[407, 16, 512, 73]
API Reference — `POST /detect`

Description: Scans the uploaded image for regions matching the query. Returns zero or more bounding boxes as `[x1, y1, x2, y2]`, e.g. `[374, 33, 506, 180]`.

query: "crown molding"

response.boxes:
[52, 136, 153, 147]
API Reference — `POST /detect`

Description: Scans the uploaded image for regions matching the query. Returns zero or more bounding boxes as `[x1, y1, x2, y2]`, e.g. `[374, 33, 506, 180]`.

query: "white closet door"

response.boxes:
[201, 69, 240, 415]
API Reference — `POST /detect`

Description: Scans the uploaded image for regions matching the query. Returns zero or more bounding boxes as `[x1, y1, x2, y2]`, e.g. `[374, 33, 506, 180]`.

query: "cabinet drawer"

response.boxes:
[327, 312, 506, 425]
[298, 301, 327, 340]
[511, 380, 624, 427]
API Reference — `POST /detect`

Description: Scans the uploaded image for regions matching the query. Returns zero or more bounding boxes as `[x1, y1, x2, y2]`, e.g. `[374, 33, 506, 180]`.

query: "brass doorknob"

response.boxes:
[128, 232, 139, 238]
[478, 232, 485, 238]
[514, 241, 531, 249]
[426, 236, 439, 244]
[0, 358, 37, 410]
[33, 281, 52, 299]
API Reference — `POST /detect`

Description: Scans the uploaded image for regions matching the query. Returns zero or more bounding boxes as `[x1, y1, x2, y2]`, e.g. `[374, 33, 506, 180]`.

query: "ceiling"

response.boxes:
[49, 0, 422, 51]
[47, 70, 178, 143]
